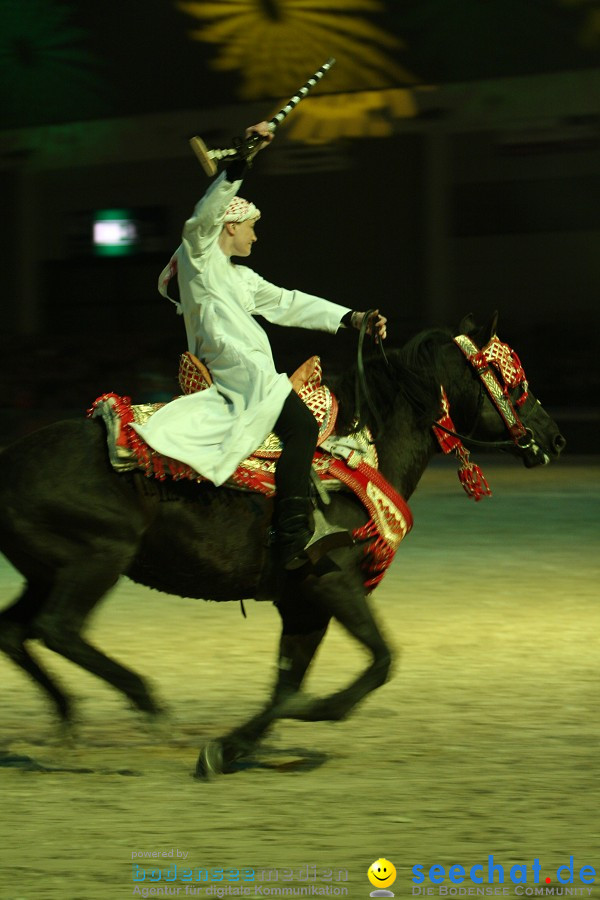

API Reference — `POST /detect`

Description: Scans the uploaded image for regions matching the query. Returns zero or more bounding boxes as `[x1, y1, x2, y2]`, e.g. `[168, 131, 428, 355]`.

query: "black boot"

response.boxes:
[276, 497, 353, 571]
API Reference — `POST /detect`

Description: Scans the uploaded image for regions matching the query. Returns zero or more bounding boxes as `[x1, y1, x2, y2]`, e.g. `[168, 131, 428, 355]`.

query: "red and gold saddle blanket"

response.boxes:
[88, 353, 413, 589]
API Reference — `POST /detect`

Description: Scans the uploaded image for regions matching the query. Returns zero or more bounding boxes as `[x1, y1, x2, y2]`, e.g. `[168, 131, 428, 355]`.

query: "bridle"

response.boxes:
[433, 333, 538, 452]
[432, 332, 540, 499]
[355, 315, 535, 448]
[355, 317, 543, 501]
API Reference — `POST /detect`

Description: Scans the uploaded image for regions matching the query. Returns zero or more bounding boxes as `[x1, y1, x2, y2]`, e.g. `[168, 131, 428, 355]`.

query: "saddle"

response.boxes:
[92, 353, 369, 478]
[177, 351, 339, 458]
[88, 353, 413, 590]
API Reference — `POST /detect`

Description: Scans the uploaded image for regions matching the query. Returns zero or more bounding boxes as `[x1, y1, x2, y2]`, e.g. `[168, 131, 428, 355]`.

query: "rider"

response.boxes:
[133, 122, 387, 570]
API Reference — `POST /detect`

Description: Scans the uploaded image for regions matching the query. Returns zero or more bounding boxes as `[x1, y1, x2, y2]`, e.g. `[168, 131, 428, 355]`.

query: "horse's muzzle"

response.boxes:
[520, 430, 566, 468]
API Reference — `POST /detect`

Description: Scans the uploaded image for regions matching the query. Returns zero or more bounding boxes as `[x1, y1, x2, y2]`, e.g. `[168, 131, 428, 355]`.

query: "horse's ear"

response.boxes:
[487, 310, 499, 338]
[456, 313, 477, 336]
[456, 311, 499, 342]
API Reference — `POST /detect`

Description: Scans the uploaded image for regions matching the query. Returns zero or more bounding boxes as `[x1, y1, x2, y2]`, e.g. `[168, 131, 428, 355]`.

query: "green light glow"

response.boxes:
[0, 0, 104, 128]
[93, 209, 138, 257]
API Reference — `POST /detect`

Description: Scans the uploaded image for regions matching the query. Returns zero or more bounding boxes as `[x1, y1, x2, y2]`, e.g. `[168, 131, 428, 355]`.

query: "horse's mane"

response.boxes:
[329, 327, 453, 435]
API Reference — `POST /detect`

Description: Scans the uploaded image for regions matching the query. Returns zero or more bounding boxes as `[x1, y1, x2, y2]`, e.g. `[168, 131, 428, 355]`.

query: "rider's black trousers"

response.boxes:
[273, 390, 319, 500]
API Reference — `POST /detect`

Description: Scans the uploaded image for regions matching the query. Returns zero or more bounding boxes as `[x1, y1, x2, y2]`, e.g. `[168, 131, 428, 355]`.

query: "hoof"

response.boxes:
[195, 741, 224, 780]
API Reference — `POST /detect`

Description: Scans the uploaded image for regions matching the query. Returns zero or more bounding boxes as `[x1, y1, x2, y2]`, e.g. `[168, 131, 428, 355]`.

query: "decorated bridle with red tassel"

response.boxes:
[432, 333, 533, 500]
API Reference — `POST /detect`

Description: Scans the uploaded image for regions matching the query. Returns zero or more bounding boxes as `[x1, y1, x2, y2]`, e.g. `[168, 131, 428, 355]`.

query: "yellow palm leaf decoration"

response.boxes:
[177, 0, 418, 99]
[558, 0, 600, 49]
[287, 88, 418, 143]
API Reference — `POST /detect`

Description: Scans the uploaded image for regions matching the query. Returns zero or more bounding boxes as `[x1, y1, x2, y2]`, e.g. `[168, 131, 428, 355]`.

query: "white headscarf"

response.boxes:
[222, 196, 261, 224]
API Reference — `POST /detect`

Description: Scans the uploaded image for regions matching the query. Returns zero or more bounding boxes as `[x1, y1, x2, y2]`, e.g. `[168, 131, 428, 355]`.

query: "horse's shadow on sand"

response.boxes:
[0, 745, 328, 776]
[225, 747, 329, 774]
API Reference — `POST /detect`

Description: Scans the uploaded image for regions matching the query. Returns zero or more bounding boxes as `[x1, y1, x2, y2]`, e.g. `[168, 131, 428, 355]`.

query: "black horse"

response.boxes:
[0, 314, 565, 777]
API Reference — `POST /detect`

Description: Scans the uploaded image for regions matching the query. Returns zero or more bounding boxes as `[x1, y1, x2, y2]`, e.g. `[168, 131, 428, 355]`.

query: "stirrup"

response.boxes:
[277, 497, 353, 571]
[300, 506, 354, 566]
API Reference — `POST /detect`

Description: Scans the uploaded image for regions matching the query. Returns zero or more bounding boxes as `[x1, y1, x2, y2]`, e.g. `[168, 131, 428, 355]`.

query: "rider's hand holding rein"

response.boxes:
[350, 310, 388, 342]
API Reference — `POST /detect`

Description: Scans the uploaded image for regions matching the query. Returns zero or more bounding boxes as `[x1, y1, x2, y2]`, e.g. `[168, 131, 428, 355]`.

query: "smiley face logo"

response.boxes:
[368, 858, 397, 890]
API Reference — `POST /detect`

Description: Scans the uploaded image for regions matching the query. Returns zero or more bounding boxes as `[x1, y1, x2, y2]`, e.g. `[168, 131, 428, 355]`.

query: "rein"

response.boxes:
[355, 308, 389, 441]
[432, 420, 534, 451]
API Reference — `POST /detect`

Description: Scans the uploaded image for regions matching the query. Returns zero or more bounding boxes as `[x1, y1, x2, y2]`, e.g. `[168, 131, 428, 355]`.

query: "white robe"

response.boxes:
[132, 171, 350, 486]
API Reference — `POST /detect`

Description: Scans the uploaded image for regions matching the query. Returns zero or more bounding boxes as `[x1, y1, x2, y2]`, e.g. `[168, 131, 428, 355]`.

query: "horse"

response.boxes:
[0, 313, 565, 777]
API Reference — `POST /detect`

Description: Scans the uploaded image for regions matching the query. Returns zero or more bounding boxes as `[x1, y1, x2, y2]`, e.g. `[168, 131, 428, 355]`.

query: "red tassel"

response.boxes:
[458, 460, 492, 501]
[433, 387, 492, 501]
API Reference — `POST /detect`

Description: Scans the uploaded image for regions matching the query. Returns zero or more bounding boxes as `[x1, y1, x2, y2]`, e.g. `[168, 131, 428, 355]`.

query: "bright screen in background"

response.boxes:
[93, 209, 139, 256]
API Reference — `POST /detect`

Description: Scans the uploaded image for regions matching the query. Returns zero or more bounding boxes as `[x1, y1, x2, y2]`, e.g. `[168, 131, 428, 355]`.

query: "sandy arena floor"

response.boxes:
[1, 456, 598, 900]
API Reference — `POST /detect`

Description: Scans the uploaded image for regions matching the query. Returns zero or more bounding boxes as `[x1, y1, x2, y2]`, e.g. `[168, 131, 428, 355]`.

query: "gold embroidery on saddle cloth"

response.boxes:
[365, 480, 412, 551]
[237, 452, 332, 478]
[130, 403, 165, 428]
[254, 431, 285, 457]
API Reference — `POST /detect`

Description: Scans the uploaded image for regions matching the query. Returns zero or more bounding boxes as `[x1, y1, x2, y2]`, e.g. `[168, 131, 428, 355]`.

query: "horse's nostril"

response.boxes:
[553, 433, 567, 453]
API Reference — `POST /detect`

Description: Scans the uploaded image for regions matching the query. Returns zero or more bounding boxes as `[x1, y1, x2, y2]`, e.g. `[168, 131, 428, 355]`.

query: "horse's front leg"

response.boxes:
[195, 596, 330, 779]
[277, 564, 394, 723]
[272, 628, 329, 701]
[195, 560, 393, 778]
[271, 586, 333, 704]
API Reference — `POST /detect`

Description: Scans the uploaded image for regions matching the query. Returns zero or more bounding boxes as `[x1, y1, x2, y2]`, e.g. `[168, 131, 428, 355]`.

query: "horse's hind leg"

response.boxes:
[0, 581, 72, 721]
[31, 559, 161, 716]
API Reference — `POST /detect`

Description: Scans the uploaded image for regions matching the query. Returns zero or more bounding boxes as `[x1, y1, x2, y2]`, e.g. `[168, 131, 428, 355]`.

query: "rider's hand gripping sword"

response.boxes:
[189, 58, 336, 176]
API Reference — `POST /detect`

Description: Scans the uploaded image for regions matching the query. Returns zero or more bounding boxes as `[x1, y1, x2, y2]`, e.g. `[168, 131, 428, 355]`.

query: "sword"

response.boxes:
[189, 58, 336, 176]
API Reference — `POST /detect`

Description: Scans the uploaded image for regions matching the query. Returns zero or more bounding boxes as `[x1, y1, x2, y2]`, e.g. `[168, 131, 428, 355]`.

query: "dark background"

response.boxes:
[2, 0, 598, 129]
[1, 0, 599, 450]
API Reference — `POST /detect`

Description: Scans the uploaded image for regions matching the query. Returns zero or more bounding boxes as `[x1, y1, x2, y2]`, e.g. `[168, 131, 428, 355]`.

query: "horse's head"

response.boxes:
[452, 313, 566, 468]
